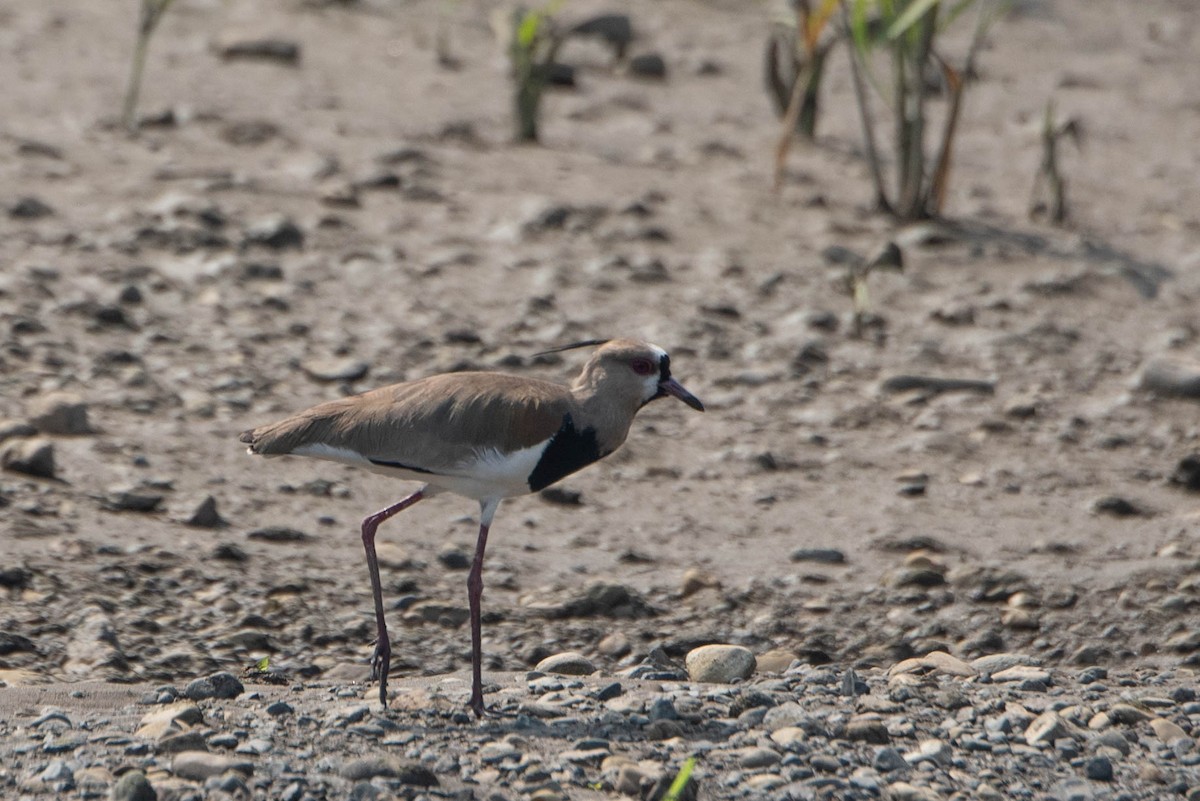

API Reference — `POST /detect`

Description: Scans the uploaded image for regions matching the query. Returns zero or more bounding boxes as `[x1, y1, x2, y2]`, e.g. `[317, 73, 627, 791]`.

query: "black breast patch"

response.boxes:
[527, 413, 603, 492]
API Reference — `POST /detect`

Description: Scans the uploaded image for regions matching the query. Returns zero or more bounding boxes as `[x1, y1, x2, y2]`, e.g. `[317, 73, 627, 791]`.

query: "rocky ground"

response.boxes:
[3, 0, 1200, 799]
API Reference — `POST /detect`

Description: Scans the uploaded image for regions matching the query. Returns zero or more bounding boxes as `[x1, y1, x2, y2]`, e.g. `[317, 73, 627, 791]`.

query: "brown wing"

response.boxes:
[240, 372, 573, 473]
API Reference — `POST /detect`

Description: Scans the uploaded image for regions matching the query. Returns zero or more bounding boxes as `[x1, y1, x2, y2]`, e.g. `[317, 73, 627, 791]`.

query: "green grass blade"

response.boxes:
[887, 0, 941, 39]
[662, 757, 696, 801]
[516, 11, 541, 49]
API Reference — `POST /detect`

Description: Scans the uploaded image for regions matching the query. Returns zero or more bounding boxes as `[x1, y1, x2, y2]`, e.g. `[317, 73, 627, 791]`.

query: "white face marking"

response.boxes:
[640, 344, 670, 403]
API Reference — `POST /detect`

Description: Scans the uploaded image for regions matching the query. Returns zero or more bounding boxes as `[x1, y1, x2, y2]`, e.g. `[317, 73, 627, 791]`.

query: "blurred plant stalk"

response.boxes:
[506, 2, 566, 143]
[837, 0, 1010, 220]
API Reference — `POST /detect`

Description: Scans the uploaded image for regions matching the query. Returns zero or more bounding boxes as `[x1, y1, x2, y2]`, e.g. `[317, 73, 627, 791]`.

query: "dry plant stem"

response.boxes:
[773, 61, 813, 191]
[772, 46, 832, 191]
[894, 4, 937, 219]
[929, 9, 991, 214]
[839, 1, 890, 213]
[1030, 102, 1070, 224]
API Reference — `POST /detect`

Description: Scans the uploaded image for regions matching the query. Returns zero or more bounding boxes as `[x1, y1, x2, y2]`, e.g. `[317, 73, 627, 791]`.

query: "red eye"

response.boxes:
[631, 358, 656, 376]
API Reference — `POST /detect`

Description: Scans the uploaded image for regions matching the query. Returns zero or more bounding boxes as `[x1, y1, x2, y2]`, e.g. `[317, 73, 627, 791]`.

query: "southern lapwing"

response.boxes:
[239, 338, 703, 716]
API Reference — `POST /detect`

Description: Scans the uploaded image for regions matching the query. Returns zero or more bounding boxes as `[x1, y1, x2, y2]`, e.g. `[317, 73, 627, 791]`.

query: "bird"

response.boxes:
[239, 338, 704, 717]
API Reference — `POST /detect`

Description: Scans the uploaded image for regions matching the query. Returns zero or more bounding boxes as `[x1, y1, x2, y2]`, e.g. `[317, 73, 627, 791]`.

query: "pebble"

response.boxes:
[628, 52, 668, 79]
[103, 486, 164, 513]
[535, 652, 597, 676]
[214, 35, 301, 64]
[182, 495, 227, 528]
[110, 770, 156, 801]
[1150, 717, 1188, 742]
[685, 644, 756, 683]
[1085, 755, 1114, 781]
[992, 665, 1052, 684]
[789, 547, 847, 564]
[184, 671, 244, 700]
[873, 747, 908, 773]
[27, 391, 92, 435]
[301, 357, 370, 383]
[172, 751, 253, 780]
[9, 196, 54, 218]
[1140, 358, 1200, 398]
[243, 215, 305, 250]
[1, 437, 56, 478]
[845, 716, 891, 744]
[1026, 711, 1075, 745]
[737, 747, 780, 768]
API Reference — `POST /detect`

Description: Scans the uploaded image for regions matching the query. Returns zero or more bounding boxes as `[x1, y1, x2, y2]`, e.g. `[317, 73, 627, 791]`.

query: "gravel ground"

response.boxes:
[3, 0, 1200, 799]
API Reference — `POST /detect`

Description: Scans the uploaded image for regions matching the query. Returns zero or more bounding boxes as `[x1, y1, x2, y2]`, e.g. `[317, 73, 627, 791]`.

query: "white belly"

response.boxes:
[290, 440, 550, 501]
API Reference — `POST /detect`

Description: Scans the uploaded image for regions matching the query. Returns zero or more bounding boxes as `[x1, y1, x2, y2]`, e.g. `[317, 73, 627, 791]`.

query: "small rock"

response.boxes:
[846, 717, 891, 744]
[214, 35, 301, 64]
[0, 420, 37, 443]
[554, 582, 655, 618]
[597, 631, 631, 658]
[1084, 755, 1114, 781]
[172, 752, 253, 781]
[810, 754, 841, 773]
[110, 770, 156, 801]
[340, 757, 437, 786]
[754, 648, 797, 674]
[265, 701, 294, 717]
[248, 527, 310, 543]
[480, 741, 521, 764]
[886, 782, 943, 801]
[1170, 454, 1200, 491]
[10, 196, 54, 219]
[183, 495, 227, 528]
[535, 652, 596, 676]
[904, 738, 951, 767]
[769, 726, 806, 749]
[539, 486, 583, 506]
[243, 215, 304, 250]
[436, 546, 471, 570]
[1093, 495, 1146, 517]
[1140, 358, 1200, 399]
[992, 665, 1051, 684]
[679, 567, 719, 597]
[763, 702, 807, 731]
[790, 547, 846, 564]
[28, 392, 92, 435]
[737, 747, 780, 768]
[628, 52, 667, 79]
[615, 764, 651, 796]
[873, 747, 907, 773]
[39, 759, 74, 783]
[1149, 717, 1188, 742]
[103, 486, 164, 513]
[970, 653, 1033, 674]
[184, 672, 244, 701]
[1107, 703, 1153, 724]
[685, 644, 756, 683]
[301, 357, 369, 383]
[569, 14, 633, 59]
[1, 437, 56, 478]
[1026, 711, 1073, 745]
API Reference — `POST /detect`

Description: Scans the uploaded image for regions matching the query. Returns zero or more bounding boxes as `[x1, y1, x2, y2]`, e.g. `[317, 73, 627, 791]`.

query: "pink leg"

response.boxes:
[361, 489, 425, 706]
[468, 498, 501, 717]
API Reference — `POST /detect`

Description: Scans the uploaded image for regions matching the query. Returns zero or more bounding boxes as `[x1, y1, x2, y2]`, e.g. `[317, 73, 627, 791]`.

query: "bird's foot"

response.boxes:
[371, 639, 391, 706]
